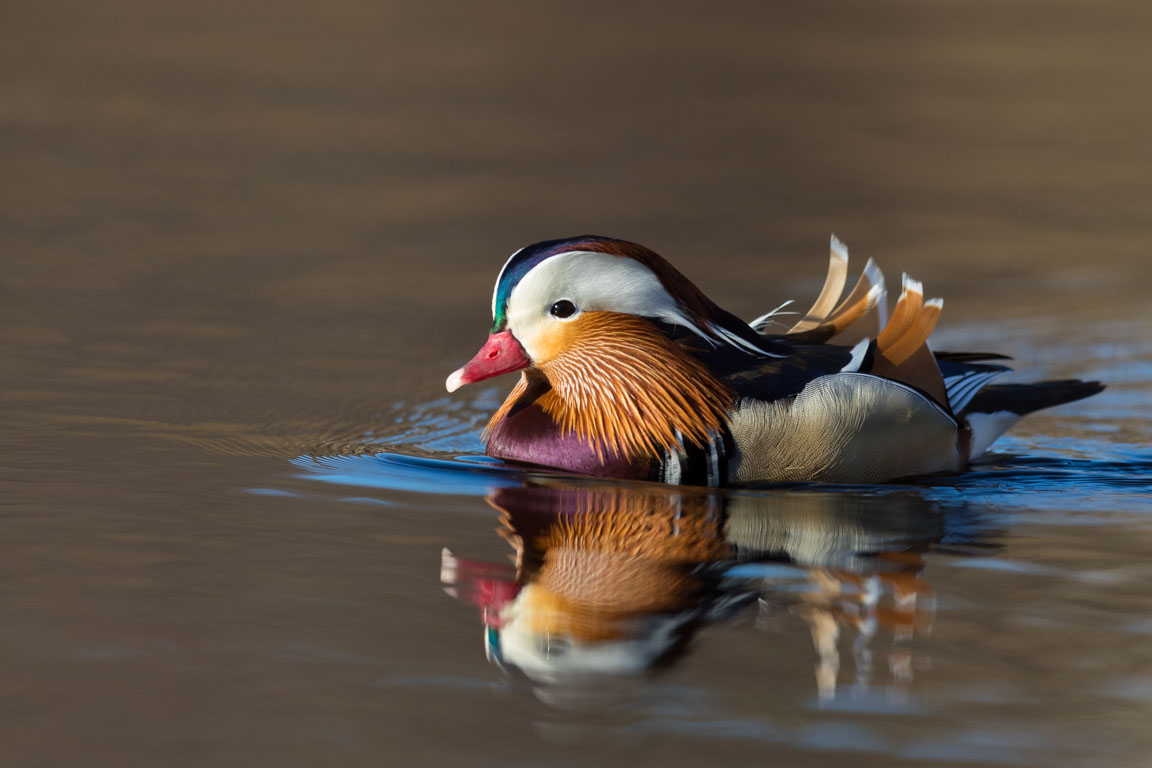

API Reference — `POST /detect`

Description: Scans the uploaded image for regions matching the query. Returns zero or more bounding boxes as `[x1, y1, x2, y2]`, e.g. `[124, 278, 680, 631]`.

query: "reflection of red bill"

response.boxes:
[441, 547, 521, 627]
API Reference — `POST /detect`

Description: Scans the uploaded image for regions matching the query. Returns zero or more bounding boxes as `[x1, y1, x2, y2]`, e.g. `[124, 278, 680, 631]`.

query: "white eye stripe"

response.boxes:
[502, 249, 784, 359]
[505, 251, 708, 360]
[510, 251, 679, 316]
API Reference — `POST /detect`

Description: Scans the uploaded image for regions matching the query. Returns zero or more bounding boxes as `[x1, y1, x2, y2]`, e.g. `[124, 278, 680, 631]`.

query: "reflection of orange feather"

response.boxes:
[495, 484, 727, 642]
[488, 312, 735, 461]
[517, 586, 625, 642]
[533, 485, 726, 561]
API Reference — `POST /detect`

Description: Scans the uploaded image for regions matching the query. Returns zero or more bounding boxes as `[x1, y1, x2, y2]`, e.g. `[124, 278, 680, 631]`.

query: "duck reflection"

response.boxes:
[442, 480, 983, 701]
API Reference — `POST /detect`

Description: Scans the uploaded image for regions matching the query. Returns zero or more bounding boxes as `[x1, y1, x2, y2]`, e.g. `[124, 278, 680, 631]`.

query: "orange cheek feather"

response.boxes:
[493, 312, 735, 461]
[527, 314, 583, 365]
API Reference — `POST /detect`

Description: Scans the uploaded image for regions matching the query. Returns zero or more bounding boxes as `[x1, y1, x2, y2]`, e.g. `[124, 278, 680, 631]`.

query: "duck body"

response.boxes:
[447, 236, 1103, 486]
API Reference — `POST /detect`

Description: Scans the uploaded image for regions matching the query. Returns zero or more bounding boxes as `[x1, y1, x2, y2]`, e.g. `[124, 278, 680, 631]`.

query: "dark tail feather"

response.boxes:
[963, 379, 1105, 417]
[935, 351, 1013, 363]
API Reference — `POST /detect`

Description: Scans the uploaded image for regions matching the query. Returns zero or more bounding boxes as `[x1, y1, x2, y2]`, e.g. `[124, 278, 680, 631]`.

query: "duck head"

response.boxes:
[445, 236, 780, 461]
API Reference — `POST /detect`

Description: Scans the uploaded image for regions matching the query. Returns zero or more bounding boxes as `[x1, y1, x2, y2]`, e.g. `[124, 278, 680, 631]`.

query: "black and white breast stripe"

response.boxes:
[660, 429, 729, 487]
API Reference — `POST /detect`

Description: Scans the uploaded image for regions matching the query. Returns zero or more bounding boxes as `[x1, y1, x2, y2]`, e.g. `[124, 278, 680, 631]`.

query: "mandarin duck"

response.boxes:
[446, 236, 1103, 485]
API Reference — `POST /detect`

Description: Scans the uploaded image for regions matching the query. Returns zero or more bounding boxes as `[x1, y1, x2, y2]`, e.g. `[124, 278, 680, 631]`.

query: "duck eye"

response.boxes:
[549, 300, 577, 319]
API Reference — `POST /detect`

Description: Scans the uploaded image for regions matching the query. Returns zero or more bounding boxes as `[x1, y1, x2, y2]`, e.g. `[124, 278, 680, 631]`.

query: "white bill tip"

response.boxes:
[445, 367, 466, 393]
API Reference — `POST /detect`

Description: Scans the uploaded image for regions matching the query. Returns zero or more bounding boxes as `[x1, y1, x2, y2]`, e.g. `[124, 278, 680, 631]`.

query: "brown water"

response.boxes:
[3, 0, 1152, 765]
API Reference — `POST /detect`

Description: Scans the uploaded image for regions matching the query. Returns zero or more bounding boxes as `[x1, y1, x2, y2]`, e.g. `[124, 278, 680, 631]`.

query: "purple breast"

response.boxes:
[485, 403, 651, 480]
